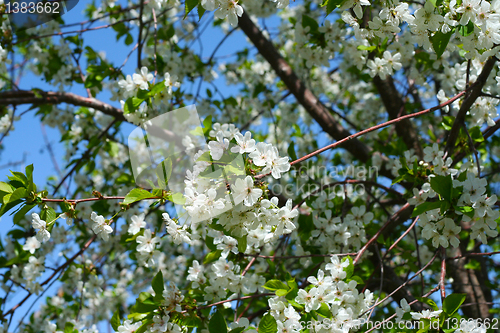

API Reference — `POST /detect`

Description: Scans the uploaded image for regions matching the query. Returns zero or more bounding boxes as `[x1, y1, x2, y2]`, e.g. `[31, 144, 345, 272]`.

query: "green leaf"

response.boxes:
[316, 303, 332, 318]
[197, 3, 206, 21]
[258, 314, 277, 333]
[148, 82, 165, 97]
[442, 293, 466, 315]
[123, 97, 145, 114]
[287, 277, 298, 290]
[184, 0, 199, 19]
[10, 188, 28, 203]
[184, 314, 203, 327]
[430, 175, 453, 201]
[111, 310, 121, 331]
[155, 158, 173, 188]
[25, 164, 34, 183]
[416, 297, 439, 311]
[237, 236, 247, 253]
[9, 171, 28, 186]
[263, 279, 289, 291]
[0, 182, 14, 193]
[135, 320, 154, 333]
[464, 259, 480, 270]
[302, 15, 319, 33]
[203, 250, 222, 264]
[455, 206, 474, 218]
[197, 151, 212, 163]
[152, 271, 164, 299]
[228, 328, 246, 333]
[203, 116, 212, 135]
[208, 310, 227, 333]
[205, 236, 217, 251]
[167, 192, 186, 205]
[441, 116, 455, 130]
[412, 200, 443, 217]
[103, 141, 119, 158]
[287, 141, 298, 162]
[134, 292, 159, 313]
[357, 45, 377, 51]
[469, 126, 484, 143]
[298, 214, 314, 242]
[64, 322, 77, 333]
[416, 319, 431, 333]
[123, 189, 153, 205]
[430, 30, 454, 58]
[321, 0, 348, 14]
[40, 206, 56, 224]
[427, 0, 443, 7]
[8, 228, 26, 239]
[125, 33, 134, 46]
[342, 256, 354, 279]
[275, 289, 289, 297]
[458, 21, 474, 37]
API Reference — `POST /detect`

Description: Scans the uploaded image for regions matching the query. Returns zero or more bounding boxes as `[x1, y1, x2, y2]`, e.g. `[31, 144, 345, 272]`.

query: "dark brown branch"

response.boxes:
[0, 90, 180, 144]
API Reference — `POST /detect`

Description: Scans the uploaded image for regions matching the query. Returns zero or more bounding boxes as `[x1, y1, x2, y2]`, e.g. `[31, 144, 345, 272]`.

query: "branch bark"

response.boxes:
[0, 90, 179, 144]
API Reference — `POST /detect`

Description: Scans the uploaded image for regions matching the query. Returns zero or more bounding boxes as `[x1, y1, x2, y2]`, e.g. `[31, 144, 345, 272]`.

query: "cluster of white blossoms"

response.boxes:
[30, 212, 51, 243]
[366, 51, 403, 80]
[198, 0, 291, 27]
[341, 0, 500, 56]
[10, 256, 45, 295]
[310, 205, 370, 253]
[117, 281, 185, 333]
[407, 144, 499, 248]
[90, 212, 114, 241]
[0, 44, 10, 90]
[0, 109, 16, 136]
[117, 67, 180, 124]
[267, 256, 374, 333]
[199, 257, 266, 301]
[171, 122, 294, 251]
[201, 0, 244, 27]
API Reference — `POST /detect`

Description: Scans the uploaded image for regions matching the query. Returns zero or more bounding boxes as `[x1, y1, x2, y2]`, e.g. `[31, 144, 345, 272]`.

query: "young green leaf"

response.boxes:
[203, 250, 222, 264]
[412, 201, 443, 217]
[430, 174, 453, 201]
[151, 271, 165, 299]
[123, 189, 153, 205]
[184, 0, 199, 19]
[110, 310, 121, 331]
[443, 293, 466, 315]
[208, 310, 227, 333]
[258, 314, 278, 333]
[263, 279, 289, 291]
[430, 30, 454, 58]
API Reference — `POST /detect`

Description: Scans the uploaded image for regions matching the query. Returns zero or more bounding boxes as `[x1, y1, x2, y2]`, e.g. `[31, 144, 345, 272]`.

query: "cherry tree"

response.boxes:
[0, 0, 499, 332]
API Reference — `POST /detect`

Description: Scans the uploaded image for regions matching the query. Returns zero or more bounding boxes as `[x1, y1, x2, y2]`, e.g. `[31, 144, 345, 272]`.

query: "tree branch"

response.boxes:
[0, 90, 179, 144]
